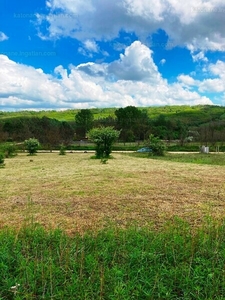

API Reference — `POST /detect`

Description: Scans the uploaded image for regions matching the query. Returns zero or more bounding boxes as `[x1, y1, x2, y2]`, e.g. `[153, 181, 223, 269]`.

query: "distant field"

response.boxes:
[1, 152, 225, 234]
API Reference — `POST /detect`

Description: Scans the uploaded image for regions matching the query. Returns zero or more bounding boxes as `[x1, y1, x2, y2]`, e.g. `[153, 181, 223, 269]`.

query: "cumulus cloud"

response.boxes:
[0, 41, 215, 111]
[108, 41, 161, 82]
[199, 78, 225, 93]
[208, 60, 225, 78]
[177, 60, 225, 94]
[0, 32, 8, 42]
[36, 0, 225, 51]
[0, 55, 65, 108]
[178, 74, 198, 87]
[198, 60, 225, 93]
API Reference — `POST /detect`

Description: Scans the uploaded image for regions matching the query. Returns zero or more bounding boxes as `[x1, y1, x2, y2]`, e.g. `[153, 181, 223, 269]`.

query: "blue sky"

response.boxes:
[0, 0, 225, 111]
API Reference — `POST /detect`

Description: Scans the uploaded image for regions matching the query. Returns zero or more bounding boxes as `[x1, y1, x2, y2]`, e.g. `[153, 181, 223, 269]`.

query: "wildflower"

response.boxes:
[10, 283, 20, 294]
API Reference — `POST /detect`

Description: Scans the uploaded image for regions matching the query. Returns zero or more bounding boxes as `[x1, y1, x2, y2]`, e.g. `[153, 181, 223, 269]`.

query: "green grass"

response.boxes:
[133, 152, 225, 166]
[1, 219, 225, 299]
[1, 152, 225, 299]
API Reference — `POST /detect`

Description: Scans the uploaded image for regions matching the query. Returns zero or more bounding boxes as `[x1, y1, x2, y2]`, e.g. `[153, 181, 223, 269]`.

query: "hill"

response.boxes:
[1, 105, 225, 126]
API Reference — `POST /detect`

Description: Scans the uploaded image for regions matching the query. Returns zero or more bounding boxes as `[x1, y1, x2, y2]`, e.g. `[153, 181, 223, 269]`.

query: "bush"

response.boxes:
[24, 138, 40, 155]
[0, 153, 5, 168]
[3, 143, 17, 158]
[148, 134, 166, 156]
[59, 144, 66, 155]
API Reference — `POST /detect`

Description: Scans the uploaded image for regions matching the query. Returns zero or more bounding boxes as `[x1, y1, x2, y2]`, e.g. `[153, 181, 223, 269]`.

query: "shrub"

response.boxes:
[24, 138, 40, 155]
[148, 134, 166, 156]
[59, 144, 66, 155]
[3, 143, 17, 158]
[0, 153, 5, 168]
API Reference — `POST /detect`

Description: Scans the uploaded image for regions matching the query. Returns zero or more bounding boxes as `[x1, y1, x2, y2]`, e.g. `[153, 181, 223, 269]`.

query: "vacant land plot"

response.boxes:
[1, 152, 225, 234]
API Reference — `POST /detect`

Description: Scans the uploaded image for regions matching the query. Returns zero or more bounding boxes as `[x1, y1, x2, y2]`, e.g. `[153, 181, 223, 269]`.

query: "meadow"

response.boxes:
[1, 152, 225, 299]
[1, 152, 225, 232]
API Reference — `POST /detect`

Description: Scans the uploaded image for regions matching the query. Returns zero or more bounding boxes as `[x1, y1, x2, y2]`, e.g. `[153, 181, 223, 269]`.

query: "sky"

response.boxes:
[0, 0, 225, 111]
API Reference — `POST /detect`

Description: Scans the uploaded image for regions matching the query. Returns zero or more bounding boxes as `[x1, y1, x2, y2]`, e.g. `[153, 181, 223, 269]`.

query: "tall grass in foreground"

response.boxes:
[1, 219, 225, 299]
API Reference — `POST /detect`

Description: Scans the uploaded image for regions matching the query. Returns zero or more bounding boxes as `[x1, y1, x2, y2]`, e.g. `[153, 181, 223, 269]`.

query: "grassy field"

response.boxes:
[1, 152, 225, 299]
[135, 152, 225, 166]
[1, 152, 225, 234]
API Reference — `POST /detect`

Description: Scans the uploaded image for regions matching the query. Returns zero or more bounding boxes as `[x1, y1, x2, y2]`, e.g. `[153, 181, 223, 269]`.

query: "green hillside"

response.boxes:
[1, 105, 225, 125]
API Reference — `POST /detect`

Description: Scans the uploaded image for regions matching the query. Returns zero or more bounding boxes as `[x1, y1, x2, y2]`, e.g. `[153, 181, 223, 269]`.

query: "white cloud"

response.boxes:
[108, 41, 161, 82]
[78, 40, 109, 58]
[36, 0, 225, 51]
[191, 51, 208, 62]
[177, 60, 225, 94]
[0, 32, 8, 42]
[178, 74, 197, 87]
[198, 60, 225, 93]
[199, 78, 225, 93]
[76, 62, 107, 77]
[78, 40, 100, 57]
[50, 0, 94, 14]
[0, 55, 65, 108]
[160, 59, 166, 65]
[0, 42, 214, 111]
[83, 40, 99, 53]
[187, 35, 225, 52]
[209, 60, 225, 78]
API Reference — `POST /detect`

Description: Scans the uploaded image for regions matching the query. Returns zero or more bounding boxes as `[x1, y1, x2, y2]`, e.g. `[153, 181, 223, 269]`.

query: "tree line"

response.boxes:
[1, 106, 225, 148]
[74, 106, 225, 147]
[0, 116, 74, 150]
[74, 106, 188, 142]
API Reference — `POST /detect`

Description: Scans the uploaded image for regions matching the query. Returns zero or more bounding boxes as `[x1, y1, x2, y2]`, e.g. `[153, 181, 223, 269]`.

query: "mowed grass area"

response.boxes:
[1, 153, 225, 299]
[1, 152, 225, 233]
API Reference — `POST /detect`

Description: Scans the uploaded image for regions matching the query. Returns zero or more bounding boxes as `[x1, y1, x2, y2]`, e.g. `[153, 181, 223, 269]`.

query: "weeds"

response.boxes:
[101, 157, 108, 164]
[1, 220, 225, 299]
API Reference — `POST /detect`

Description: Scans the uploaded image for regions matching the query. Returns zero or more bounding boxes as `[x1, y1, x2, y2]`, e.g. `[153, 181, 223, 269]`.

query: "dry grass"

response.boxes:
[1, 152, 225, 234]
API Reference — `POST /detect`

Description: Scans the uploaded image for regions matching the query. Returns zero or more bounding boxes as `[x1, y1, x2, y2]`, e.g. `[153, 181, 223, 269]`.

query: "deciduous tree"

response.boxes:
[115, 106, 150, 142]
[88, 127, 120, 158]
[75, 109, 94, 139]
